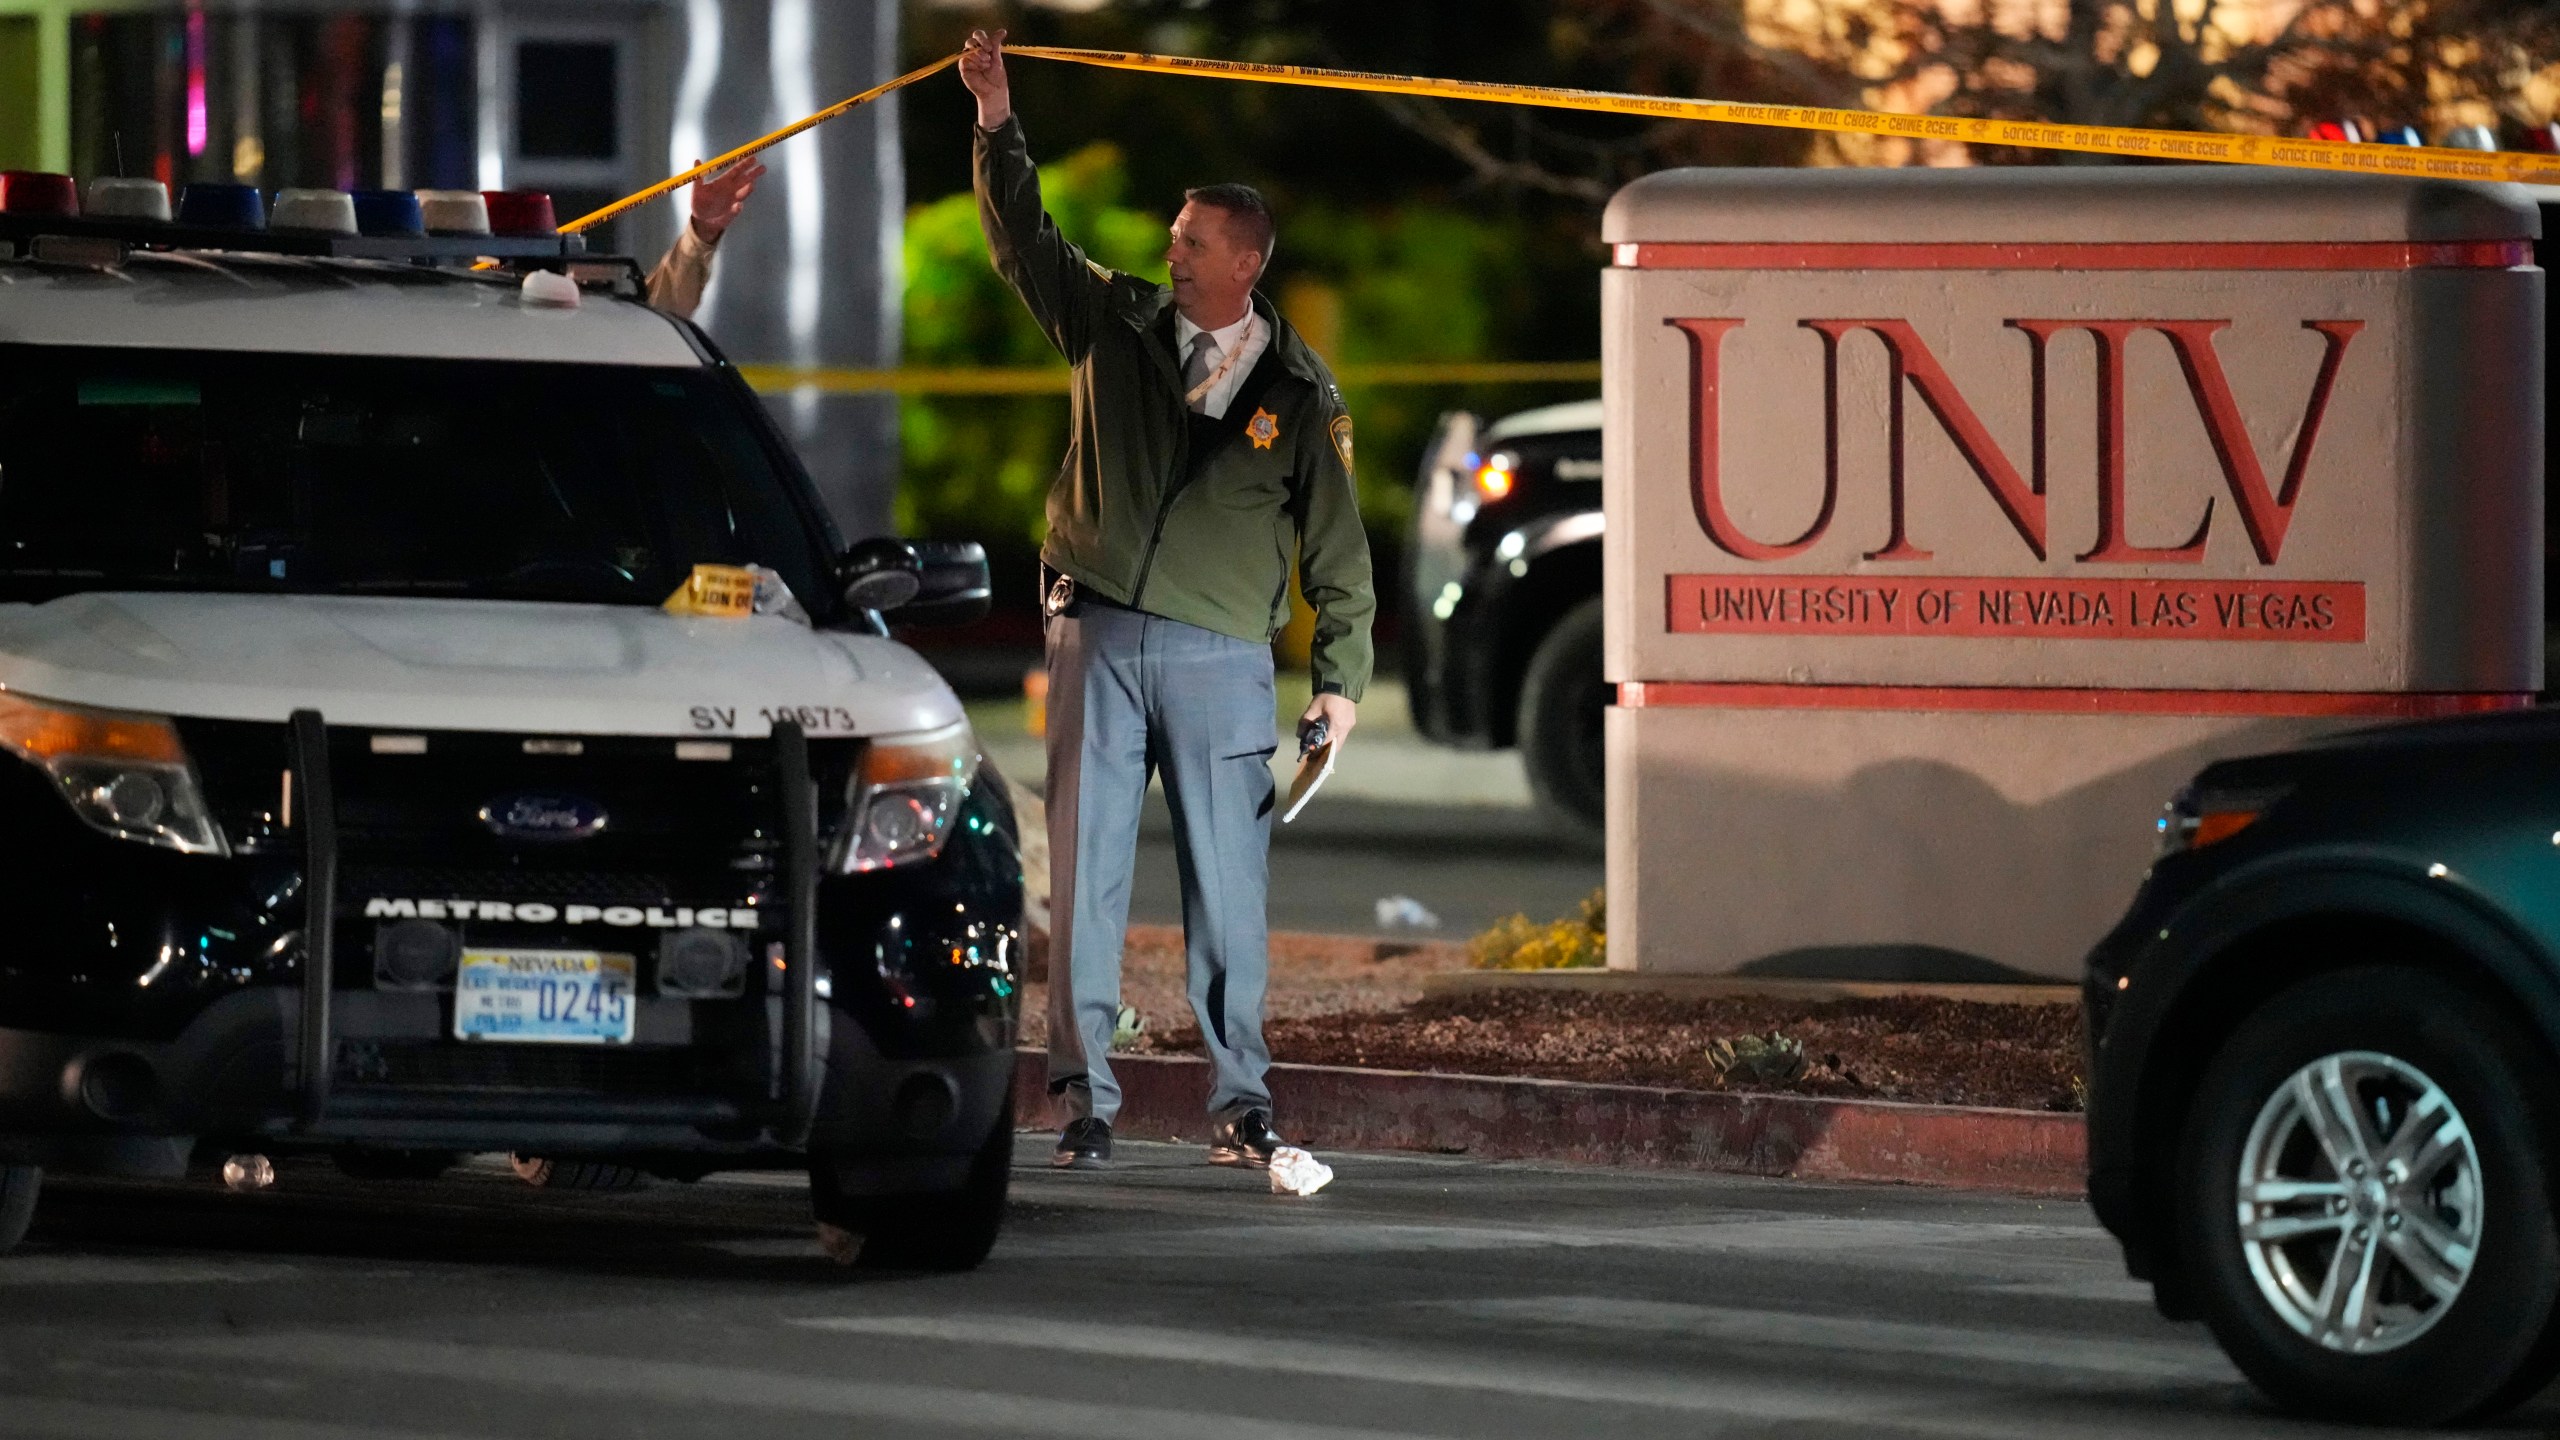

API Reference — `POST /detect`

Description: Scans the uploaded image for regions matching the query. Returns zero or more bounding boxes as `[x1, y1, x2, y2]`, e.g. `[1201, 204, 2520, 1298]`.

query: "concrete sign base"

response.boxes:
[1611, 699, 2466, 979]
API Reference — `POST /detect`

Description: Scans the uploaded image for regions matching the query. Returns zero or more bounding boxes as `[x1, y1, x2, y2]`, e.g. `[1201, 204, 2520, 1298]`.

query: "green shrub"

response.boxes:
[1706, 1033, 1807, 1087]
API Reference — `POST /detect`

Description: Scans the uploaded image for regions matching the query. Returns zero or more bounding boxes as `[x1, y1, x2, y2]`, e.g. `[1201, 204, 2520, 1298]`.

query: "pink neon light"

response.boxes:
[185, 9, 208, 157]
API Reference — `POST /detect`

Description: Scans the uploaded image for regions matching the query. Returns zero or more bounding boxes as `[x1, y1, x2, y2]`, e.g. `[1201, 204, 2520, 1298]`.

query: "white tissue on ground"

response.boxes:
[1374, 895, 1441, 930]
[1268, 1146, 1334, 1196]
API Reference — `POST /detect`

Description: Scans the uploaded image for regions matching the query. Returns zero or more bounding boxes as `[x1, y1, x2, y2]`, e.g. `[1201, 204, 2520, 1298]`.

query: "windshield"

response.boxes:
[0, 346, 839, 616]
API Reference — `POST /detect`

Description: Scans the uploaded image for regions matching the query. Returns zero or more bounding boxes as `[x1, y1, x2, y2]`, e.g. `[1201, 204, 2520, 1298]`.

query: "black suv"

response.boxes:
[2085, 708, 2560, 1423]
[0, 194, 1021, 1271]
[1405, 400, 1605, 842]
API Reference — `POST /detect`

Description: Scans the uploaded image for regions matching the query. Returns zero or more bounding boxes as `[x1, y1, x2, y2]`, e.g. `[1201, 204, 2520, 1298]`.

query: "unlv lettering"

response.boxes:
[1665, 316, 2363, 566]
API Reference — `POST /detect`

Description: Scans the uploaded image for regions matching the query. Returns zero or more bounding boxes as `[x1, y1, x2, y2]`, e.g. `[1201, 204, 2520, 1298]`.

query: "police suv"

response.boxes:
[0, 175, 1022, 1270]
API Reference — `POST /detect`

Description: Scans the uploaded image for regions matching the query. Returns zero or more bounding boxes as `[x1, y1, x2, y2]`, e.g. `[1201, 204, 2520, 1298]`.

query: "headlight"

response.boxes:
[0, 691, 228, 855]
[2156, 784, 2285, 857]
[834, 721, 978, 873]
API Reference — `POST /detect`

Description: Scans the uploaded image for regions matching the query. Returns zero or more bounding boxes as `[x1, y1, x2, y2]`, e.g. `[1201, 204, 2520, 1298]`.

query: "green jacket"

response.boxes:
[974, 118, 1376, 700]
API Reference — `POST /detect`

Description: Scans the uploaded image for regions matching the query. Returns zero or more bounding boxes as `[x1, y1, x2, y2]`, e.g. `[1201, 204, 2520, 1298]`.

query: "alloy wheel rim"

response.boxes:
[2235, 1049, 2483, 1354]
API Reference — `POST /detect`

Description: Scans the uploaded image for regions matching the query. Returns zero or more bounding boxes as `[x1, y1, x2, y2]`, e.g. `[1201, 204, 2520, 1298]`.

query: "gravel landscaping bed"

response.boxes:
[1139, 986, 2086, 1113]
[1023, 929, 2085, 1112]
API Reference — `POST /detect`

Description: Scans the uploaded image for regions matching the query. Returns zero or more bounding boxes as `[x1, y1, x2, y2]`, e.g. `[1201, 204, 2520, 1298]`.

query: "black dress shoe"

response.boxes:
[1207, 1109, 1285, 1169]
[1053, 1117, 1111, 1169]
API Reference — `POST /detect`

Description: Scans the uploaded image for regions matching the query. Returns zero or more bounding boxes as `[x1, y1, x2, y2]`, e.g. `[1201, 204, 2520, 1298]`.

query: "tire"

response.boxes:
[0, 1165, 36, 1256]
[334, 1149, 459, 1182]
[812, 1094, 1012, 1272]
[509, 1155, 651, 1193]
[2173, 965, 2560, 1425]
[1516, 596, 1607, 849]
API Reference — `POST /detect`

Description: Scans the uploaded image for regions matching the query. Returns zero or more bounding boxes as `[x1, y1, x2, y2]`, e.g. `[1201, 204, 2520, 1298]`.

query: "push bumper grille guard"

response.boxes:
[291, 709, 337, 1129]
[286, 712, 826, 1149]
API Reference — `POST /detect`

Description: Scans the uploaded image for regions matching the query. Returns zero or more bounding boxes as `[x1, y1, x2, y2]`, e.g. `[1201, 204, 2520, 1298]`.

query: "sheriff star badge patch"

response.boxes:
[1246, 408, 1281, 450]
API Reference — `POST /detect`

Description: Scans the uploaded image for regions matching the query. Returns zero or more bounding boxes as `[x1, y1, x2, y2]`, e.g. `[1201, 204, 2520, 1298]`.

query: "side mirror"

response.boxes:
[899, 540, 993, 627]
[835, 537, 923, 613]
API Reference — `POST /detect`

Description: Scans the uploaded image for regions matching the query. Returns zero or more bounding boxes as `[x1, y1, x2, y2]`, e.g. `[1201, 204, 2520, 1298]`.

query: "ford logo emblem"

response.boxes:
[480, 792, 609, 842]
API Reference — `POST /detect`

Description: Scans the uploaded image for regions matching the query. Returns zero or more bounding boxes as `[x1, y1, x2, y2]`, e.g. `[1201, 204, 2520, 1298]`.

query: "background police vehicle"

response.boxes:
[1406, 400, 1605, 845]
[0, 174, 1021, 1271]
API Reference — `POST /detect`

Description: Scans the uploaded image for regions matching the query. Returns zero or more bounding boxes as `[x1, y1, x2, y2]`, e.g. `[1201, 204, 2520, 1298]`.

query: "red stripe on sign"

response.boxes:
[1667, 574, 2365, 642]
[1612, 240, 2531, 271]
[1618, 683, 2533, 719]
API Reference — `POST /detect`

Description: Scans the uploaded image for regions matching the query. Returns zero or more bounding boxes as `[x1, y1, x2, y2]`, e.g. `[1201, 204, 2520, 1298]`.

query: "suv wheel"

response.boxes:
[1518, 596, 1607, 848]
[2175, 966, 2560, 1424]
[812, 1094, 1012, 1272]
[510, 1155, 651, 1193]
[0, 1165, 37, 1255]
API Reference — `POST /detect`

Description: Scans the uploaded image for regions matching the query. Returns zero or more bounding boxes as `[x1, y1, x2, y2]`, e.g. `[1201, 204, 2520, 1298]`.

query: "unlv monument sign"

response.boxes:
[1602, 168, 2543, 979]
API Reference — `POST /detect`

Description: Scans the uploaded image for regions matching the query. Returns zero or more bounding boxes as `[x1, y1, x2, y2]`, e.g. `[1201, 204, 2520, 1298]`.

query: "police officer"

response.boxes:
[643, 155, 766, 320]
[961, 29, 1375, 1171]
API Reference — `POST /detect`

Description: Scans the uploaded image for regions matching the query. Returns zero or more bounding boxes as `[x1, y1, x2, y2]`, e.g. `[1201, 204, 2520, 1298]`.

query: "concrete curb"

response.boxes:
[1014, 1050, 2085, 1196]
[1422, 969, 2081, 1006]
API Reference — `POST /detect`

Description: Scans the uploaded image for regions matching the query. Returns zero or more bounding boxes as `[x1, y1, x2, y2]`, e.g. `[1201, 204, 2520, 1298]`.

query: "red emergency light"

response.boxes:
[1473, 452, 1517, 502]
[483, 190, 559, 238]
[0, 171, 80, 217]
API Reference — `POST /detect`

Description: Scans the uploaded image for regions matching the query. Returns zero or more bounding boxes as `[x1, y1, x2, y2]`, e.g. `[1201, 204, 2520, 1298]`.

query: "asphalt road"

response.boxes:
[5, 1141, 2547, 1439]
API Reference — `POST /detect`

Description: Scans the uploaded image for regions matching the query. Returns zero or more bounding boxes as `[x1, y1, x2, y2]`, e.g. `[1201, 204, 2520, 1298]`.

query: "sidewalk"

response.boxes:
[972, 674, 1602, 941]
[967, 674, 1535, 809]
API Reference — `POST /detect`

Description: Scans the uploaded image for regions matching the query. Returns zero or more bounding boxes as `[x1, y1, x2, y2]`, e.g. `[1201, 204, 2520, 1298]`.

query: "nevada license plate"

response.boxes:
[454, 950, 636, 1045]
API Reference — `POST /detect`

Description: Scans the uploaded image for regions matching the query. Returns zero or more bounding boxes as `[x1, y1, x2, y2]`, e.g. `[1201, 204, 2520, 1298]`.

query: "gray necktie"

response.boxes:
[1184, 332, 1220, 413]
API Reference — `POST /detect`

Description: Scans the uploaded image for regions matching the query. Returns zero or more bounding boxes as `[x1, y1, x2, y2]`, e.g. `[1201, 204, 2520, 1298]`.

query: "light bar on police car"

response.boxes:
[0, 692, 226, 855]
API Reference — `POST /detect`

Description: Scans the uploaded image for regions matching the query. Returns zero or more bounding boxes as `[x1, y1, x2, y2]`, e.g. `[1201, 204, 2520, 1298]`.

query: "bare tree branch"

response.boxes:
[1369, 93, 1616, 203]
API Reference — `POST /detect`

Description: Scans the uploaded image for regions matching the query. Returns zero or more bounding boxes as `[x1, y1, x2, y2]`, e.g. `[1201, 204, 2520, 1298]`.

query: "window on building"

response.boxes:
[515, 41, 617, 161]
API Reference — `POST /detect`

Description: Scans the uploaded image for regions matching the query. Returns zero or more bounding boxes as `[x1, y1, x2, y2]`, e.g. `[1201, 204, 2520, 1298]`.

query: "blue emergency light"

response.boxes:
[352, 189, 425, 238]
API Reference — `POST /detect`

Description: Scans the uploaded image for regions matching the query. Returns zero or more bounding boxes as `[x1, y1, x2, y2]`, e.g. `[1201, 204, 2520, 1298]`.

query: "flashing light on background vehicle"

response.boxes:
[2157, 785, 2285, 857]
[0, 171, 80, 217]
[2305, 120, 2363, 144]
[2374, 125, 2424, 147]
[2440, 125, 2499, 152]
[1474, 452, 1517, 502]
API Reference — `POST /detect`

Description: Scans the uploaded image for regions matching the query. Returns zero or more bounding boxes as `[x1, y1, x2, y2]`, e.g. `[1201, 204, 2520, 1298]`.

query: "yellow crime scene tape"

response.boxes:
[567, 42, 2560, 239]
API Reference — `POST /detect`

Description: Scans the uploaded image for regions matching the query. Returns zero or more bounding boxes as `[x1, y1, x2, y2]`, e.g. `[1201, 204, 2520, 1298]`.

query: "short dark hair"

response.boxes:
[1184, 183, 1276, 265]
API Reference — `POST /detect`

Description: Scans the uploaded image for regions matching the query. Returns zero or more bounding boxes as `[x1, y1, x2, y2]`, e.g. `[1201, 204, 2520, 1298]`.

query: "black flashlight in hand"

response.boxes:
[1299, 716, 1330, 759]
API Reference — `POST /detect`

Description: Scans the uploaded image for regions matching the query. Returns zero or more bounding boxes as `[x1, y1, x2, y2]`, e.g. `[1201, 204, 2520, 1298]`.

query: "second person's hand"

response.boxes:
[960, 28, 1011, 130]
[688, 156, 764, 243]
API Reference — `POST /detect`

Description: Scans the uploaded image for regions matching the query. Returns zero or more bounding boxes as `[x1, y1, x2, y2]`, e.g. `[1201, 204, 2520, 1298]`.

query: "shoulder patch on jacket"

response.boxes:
[1329, 413, 1355, 471]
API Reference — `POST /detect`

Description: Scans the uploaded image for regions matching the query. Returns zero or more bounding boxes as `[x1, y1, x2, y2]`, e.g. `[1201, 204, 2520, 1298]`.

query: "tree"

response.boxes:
[1897, 0, 2560, 162]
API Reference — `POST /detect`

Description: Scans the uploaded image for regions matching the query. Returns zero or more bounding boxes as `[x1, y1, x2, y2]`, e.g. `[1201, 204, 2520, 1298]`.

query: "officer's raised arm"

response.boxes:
[965, 28, 1110, 361]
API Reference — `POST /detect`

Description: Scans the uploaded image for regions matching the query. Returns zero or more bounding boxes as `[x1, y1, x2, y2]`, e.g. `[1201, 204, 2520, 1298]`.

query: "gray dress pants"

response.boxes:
[1044, 599, 1278, 1125]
